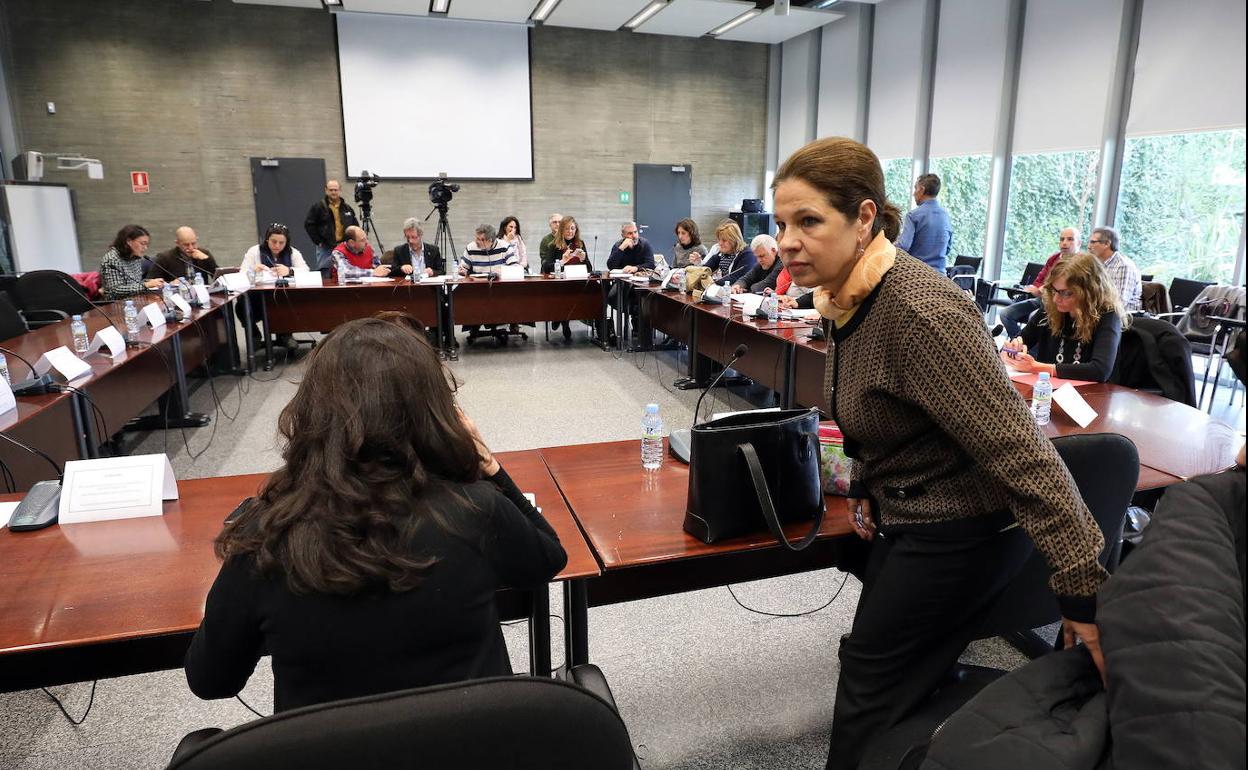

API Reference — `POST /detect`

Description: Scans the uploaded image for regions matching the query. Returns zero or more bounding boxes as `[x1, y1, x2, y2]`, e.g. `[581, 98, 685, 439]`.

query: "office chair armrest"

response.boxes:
[566, 664, 640, 770]
[21, 308, 69, 326]
[169, 727, 224, 765]
[1154, 312, 1185, 323]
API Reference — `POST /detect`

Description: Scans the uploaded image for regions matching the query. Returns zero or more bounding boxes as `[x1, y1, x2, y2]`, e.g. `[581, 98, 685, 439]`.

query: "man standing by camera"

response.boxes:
[304, 180, 359, 271]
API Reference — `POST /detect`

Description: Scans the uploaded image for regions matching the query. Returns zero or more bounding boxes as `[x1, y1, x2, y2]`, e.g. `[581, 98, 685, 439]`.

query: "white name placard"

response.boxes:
[500, 264, 526, 281]
[1052, 383, 1098, 428]
[193, 285, 211, 305]
[293, 270, 324, 287]
[218, 272, 251, 293]
[169, 293, 192, 318]
[143, 303, 166, 329]
[0, 376, 15, 416]
[87, 326, 127, 358]
[59, 454, 179, 524]
[34, 345, 91, 382]
[563, 264, 589, 280]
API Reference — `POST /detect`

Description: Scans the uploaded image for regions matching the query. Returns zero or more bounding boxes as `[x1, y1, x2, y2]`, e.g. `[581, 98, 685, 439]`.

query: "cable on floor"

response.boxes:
[726, 571, 850, 618]
[236, 694, 267, 719]
[41, 680, 98, 725]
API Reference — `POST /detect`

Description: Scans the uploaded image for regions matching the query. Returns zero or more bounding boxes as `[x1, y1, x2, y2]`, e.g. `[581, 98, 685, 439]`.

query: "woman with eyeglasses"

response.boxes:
[240, 223, 310, 277]
[1001, 252, 1127, 383]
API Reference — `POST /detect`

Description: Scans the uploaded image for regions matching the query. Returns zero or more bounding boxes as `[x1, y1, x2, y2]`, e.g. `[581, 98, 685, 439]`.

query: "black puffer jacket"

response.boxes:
[924, 468, 1246, 770]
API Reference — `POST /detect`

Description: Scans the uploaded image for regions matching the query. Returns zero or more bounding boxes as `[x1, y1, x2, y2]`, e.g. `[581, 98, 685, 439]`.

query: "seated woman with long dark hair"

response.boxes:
[185, 317, 567, 713]
[1002, 252, 1128, 383]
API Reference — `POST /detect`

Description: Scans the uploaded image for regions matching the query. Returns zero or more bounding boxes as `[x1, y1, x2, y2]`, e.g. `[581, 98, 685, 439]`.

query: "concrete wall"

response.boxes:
[2, 0, 767, 270]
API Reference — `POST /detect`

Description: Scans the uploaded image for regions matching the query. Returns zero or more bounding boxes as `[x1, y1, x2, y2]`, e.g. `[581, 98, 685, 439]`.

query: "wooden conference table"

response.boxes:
[0, 292, 236, 491]
[0, 450, 599, 692]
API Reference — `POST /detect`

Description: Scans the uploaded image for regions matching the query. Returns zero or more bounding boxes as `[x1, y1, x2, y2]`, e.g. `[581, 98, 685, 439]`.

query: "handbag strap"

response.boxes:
[738, 442, 824, 552]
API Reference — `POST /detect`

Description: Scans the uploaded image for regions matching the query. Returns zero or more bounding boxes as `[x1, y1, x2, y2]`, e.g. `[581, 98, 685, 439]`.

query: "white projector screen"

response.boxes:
[0, 183, 81, 274]
[336, 13, 533, 180]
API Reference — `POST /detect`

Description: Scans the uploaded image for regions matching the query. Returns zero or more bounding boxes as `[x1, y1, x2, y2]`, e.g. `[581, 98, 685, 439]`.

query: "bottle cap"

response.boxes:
[1037, 371, 1050, 380]
[72, 314, 82, 321]
[645, 403, 659, 414]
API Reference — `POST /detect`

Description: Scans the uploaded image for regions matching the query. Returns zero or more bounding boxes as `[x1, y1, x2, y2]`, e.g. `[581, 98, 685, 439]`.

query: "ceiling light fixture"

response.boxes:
[531, 0, 561, 22]
[812, 0, 840, 8]
[624, 1, 667, 29]
[321, 0, 341, 7]
[708, 8, 760, 36]
[430, 0, 450, 12]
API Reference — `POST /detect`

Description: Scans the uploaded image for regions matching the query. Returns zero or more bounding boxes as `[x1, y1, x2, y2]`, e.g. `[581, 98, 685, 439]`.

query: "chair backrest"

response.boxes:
[1140, 273, 1154, 283]
[1111, 316, 1198, 406]
[0, 290, 31, 341]
[167, 676, 636, 770]
[1018, 261, 1045, 287]
[953, 255, 983, 275]
[973, 433, 1138, 638]
[14, 270, 95, 316]
[1139, 281, 1171, 316]
[1169, 277, 1215, 311]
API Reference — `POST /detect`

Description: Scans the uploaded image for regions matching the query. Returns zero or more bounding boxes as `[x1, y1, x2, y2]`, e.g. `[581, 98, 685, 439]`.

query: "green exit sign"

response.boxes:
[618, 191, 631, 204]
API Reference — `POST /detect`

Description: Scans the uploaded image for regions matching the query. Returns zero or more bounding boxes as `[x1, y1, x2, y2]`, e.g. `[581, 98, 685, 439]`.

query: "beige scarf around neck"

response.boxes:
[812, 231, 896, 326]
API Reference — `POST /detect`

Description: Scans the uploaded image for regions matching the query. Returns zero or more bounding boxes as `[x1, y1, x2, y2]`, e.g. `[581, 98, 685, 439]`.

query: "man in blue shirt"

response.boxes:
[896, 173, 952, 272]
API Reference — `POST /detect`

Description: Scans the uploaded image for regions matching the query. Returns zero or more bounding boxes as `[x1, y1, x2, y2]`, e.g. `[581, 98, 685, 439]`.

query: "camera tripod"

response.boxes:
[426, 203, 458, 359]
[358, 200, 385, 253]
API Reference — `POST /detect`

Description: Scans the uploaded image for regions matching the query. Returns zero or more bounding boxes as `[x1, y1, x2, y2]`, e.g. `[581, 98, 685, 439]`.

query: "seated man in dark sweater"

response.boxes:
[607, 222, 656, 337]
[731, 234, 783, 295]
[146, 226, 220, 284]
[185, 317, 567, 713]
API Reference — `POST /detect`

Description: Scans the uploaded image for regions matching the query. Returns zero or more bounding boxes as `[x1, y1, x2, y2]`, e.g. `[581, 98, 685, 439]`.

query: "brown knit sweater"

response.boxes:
[822, 253, 1107, 619]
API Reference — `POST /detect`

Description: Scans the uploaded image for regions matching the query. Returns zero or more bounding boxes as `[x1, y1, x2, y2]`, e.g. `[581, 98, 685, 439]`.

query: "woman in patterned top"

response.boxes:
[100, 224, 165, 300]
[772, 137, 1107, 770]
[1003, 252, 1127, 383]
[672, 218, 707, 268]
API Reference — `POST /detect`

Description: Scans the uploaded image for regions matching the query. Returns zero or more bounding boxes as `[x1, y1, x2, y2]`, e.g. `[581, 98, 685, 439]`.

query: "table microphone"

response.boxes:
[1, 344, 56, 396]
[668, 343, 749, 464]
[1, 431, 64, 532]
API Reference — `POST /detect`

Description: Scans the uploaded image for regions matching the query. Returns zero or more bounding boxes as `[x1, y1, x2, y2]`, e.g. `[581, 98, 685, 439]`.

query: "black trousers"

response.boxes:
[827, 512, 1032, 770]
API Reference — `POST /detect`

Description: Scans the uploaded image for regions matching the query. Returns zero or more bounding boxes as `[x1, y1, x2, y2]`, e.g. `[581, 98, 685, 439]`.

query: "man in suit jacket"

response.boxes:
[387, 218, 445, 278]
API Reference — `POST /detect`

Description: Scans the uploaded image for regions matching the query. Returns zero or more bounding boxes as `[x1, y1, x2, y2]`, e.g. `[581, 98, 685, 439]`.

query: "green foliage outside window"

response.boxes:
[929, 155, 991, 261]
[1116, 129, 1245, 286]
[880, 157, 913, 219]
[1003, 150, 1099, 283]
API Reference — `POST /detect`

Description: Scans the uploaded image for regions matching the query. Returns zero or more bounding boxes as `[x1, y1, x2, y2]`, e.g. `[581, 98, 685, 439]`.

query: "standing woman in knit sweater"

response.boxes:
[772, 137, 1108, 770]
[100, 224, 166, 300]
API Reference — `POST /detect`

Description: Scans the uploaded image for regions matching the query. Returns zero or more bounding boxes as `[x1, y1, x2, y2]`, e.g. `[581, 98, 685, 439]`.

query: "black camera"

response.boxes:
[428, 174, 459, 208]
[354, 171, 380, 204]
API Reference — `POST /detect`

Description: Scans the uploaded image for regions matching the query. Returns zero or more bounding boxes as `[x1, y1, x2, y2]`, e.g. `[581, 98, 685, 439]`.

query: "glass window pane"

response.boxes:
[928, 155, 991, 259]
[1115, 128, 1245, 286]
[1003, 150, 1099, 284]
[881, 157, 913, 217]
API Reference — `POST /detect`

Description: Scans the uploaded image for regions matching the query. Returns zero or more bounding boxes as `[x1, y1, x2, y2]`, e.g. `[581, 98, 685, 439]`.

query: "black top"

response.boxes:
[1020, 309, 1123, 382]
[541, 240, 590, 274]
[734, 259, 783, 294]
[387, 242, 445, 277]
[184, 466, 567, 713]
[304, 197, 359, 249]
[606, 237, 655, 271]
[146, 247, 219, 282]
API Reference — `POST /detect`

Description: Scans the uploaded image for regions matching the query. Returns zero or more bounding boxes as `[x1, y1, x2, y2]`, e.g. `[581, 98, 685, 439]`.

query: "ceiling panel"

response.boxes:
[232, 0, 323, 8]
[634, 0, 754, 38]
[717, 6, 843, 43]
[544, 0, 654, 31]
[339, 0, 430, 15]
[448, 0, 538, 23]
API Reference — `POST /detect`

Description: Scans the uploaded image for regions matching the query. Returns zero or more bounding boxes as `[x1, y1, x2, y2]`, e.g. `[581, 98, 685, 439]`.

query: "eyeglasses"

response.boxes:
[1047, 288, 1075, 299]
[1088, 238, 1106, 245]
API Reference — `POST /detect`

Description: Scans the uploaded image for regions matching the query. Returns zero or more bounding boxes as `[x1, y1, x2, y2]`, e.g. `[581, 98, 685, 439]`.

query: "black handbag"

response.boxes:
[683, 408, 825, 549]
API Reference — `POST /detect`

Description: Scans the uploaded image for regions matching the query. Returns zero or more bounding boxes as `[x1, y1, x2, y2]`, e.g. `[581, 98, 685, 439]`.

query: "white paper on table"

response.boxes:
[1052, 383, 1098, 428]
[607, 269, 629, 278]
[58, 454, 179, 524]
[169, 293, 192, 317]
[500, 264, 526, 281]
[0, 501, 18, 528]
[218, 272, 251, 293]
[522, 492, 542, 515]
[419, 274, 448, 284]
[0, 376, 15, 415]
[293, 270, 324, 287]
[143, 303, 166, 328]
[358, 276, 392, 284]
[34, 346, 91, 382]
[738, 295, 764, 317]
[192, 285, 211, 305]
[87, 326, 127, 358]
[563, 264, 589, 280]
[711, 406, 782, 421]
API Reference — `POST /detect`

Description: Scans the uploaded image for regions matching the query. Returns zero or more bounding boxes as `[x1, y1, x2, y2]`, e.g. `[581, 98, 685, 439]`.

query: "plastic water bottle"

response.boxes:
[641, 403, 664, 470]
[245, 267, 257, 286]
[192, 273, 206, 306]
[178, 278, 193, 303]
[762, 294, 779, 321]
[0, 352, 9, 385]
[123, 300, 140, 342]
[71, 314, 89, 355]
[1032, 371, 1052, 426]
[162, 284, 177, 321]
[555, 260, 564, 279]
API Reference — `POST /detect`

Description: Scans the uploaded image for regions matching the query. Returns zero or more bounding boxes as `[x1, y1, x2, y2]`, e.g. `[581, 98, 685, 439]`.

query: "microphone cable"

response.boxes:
[725, 571, 850, 619]
[41, 680, 98, 726]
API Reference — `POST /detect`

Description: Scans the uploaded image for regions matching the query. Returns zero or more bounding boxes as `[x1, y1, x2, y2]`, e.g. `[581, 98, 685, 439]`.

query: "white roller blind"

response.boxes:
[1127, 0, 1246, 136]
[1012, 0, 1123, 154]
[866, 0, 926, 160]
[817, 10, 864, 140]
[928, 0, 1008, 157]
[779, 30, 820, 162]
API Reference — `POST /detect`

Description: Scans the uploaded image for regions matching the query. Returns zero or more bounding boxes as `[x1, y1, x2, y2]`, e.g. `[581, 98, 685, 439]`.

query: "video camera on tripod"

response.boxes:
[354, 170, 380, 207]
[428, 173, 459, 212]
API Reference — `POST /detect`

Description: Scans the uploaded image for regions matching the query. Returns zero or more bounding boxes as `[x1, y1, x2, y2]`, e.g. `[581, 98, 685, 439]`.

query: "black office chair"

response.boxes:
[0, 289, 66, 340]
[14, 270, 97, 316]
[985, 261, 1046, 310]
[1167, 277, 1215, 315]
[168, 668, 639, 770]
[859, 433, 1138, 770]
[1110, 316, 1198, 406]
[951, 255, 983, 277]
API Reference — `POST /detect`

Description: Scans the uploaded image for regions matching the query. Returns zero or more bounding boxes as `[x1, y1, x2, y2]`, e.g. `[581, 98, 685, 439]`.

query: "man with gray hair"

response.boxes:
[1087, 225, 1142, 311]
[607, 221, 656, 274]
[459, 223, 517, 276]
[731, 233, 783, 294]
[386, 218, 444, 278]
